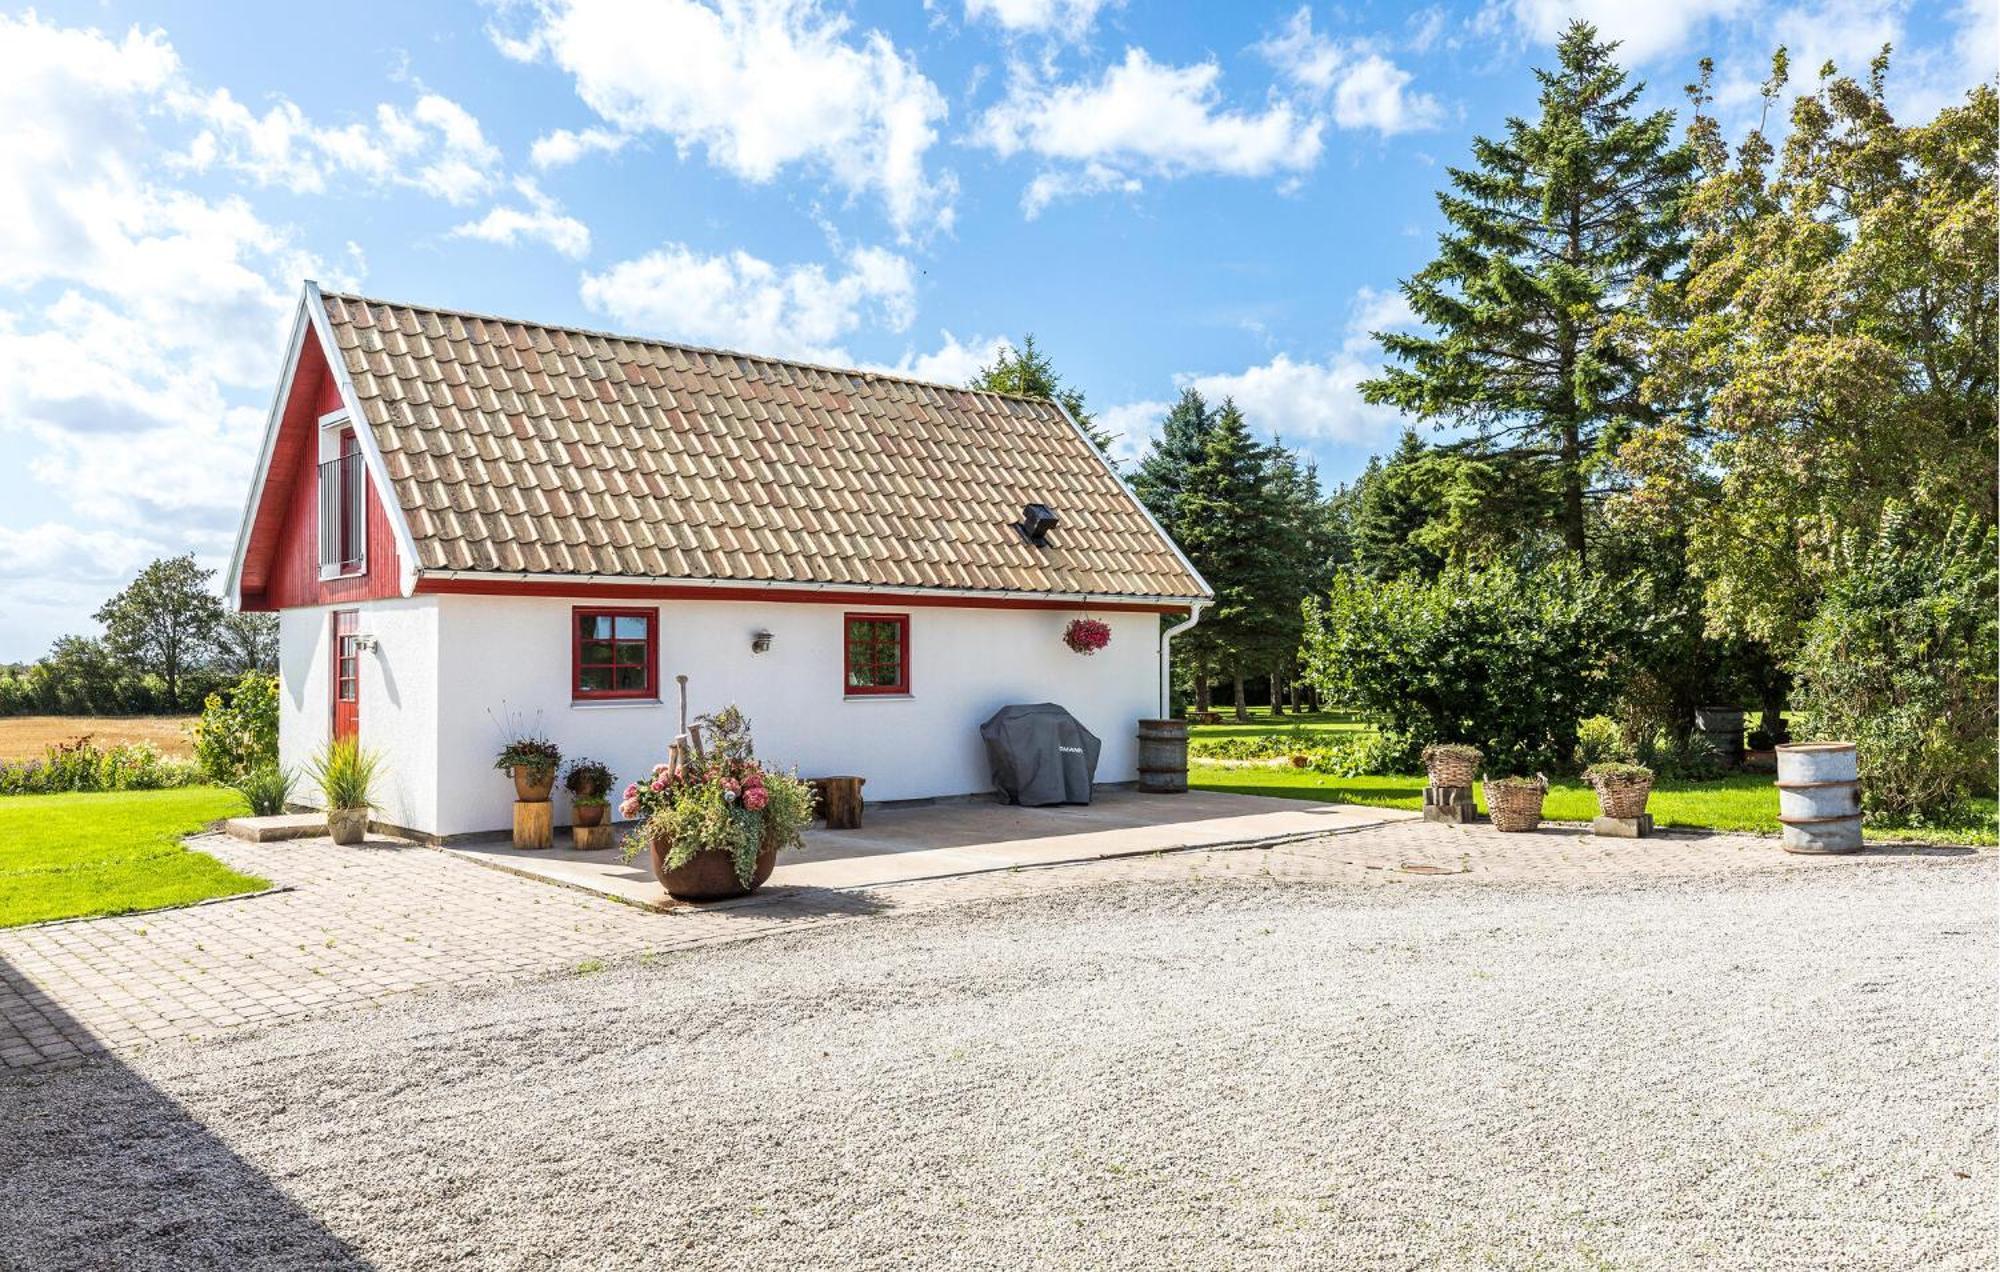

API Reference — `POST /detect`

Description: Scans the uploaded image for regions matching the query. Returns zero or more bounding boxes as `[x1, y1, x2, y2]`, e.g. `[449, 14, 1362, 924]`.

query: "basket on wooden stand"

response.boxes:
[1586, 767, 1654, 819]
[1484, 775, 1548, 833]
[1421, 744, 1483, 789]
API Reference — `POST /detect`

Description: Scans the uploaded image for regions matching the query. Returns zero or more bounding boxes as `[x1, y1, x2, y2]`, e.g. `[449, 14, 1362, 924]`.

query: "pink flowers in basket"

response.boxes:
[1063, 618, 1112, 655]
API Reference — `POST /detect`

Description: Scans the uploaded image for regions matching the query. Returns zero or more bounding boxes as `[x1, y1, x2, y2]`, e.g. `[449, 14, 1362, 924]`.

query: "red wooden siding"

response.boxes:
[238, 335, 402, 611]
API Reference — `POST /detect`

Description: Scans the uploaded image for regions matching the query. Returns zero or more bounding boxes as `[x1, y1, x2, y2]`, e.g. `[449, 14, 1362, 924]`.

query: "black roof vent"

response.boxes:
[1016, 503, 1060, 547]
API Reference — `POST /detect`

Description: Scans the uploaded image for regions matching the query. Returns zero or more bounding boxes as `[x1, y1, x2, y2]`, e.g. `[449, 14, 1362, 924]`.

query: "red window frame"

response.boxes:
[572, 606, 659, 701]
[843, 612, 909, 696]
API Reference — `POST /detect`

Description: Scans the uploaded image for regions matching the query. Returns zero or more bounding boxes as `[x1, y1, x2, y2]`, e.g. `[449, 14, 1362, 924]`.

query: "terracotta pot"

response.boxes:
[512, 765, 555, 802]
[326, 808, 368, 845]
[569, 775, 608, 800]
[650, 832, 778, 902]
[573, 802, 607, 828]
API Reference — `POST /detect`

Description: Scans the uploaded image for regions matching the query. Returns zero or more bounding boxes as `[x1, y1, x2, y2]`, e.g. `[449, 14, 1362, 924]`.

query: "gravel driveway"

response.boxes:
[3, 855, 1993, 1270]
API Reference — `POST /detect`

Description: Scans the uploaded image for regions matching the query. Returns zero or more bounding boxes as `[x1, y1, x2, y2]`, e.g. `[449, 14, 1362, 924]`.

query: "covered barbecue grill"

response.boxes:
[980, 703, 1101, 806]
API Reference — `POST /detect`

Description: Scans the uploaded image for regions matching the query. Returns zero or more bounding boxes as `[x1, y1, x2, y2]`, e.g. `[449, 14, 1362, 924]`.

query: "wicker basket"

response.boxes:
[1423, 745, 1483, 789]
[1484, 777, 1548, 832]
[1590, 773, 1654, 820]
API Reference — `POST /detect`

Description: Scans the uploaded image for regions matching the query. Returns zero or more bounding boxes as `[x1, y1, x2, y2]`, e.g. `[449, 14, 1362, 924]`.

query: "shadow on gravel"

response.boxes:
[690, 883, 895, 922]
[0, 953, 366, 1271]
[1855, 842, 1985, 858]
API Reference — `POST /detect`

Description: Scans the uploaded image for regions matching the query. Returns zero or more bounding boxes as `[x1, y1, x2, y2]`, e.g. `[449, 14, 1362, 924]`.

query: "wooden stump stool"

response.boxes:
[513, 800, 553, 850]
[572, 823, 616, 852]
[811, 776, 866, 830]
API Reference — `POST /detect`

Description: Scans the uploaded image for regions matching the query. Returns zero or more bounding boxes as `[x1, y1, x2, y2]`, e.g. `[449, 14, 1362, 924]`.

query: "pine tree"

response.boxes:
[1362, 21, 1692, 561]
[971, 334, 1115, 453]
[1175, 401, 1285, 720]
[1130, 387, 1216, 525]
[1351, 430, 1447, 581]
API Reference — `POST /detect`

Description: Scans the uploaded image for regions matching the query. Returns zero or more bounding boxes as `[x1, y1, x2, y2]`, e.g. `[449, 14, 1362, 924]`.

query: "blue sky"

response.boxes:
[0, 0, 1990, 659]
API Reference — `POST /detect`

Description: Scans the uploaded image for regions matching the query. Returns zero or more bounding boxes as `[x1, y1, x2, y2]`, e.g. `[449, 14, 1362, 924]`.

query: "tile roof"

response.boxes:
[319, 292, 1208, 603]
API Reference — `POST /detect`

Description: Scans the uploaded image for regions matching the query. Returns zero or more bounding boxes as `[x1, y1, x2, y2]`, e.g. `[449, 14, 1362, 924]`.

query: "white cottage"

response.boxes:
[226, 285, 1211, 840]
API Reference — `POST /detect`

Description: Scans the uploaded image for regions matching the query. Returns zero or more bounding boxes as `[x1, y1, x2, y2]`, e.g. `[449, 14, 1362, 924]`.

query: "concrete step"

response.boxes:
[224, 813, 326, 843]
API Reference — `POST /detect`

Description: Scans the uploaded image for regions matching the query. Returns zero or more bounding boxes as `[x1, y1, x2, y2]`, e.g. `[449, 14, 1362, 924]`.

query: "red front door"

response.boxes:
[331, 610, 360, 742]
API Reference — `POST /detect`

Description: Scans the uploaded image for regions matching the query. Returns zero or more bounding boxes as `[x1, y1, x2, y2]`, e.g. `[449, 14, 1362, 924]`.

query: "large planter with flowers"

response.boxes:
[621, 705, 814, 903]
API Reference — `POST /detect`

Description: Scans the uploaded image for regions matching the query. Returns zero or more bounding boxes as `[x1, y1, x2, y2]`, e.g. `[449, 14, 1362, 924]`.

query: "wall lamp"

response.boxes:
[353, 634, 381, 652]
[750, 630, 774, 654]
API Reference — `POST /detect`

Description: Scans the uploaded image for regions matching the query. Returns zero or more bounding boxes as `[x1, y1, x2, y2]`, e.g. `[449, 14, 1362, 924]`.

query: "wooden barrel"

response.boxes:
[1776, 742, 1862, 853]
[1695, 706, 1746, 763]
[1136, 719, 1188, 794]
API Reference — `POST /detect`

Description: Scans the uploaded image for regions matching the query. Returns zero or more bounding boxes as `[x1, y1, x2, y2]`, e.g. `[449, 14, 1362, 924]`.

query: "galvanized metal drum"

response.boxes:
[1696, 706, 1746, 764]
[1776, 742, 1862, 853]
[1136, 719, 1189, 794]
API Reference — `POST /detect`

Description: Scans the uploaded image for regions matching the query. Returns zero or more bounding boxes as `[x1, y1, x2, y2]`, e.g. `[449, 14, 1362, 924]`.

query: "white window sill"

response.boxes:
[845, 693, 914, 702]
[570, 698, 664, 710]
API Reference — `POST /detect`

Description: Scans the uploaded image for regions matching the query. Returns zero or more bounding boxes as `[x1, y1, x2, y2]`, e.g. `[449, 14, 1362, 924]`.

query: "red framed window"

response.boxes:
[573, 607, 658, 700]
[844, 613, 909, 695]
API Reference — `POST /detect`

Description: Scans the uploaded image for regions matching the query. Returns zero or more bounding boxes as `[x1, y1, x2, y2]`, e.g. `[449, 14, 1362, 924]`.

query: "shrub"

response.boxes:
[1307, 731, 1410, 778]
[236, 765, 296, 816]
[193, 671, 279, 782]
[1793, 505, 1998, 820]
[0, 737, 201, 795]
[1302, 560, 1638, 773]
[1189, 734, 1294, 761]
[1574, 716, 1634, 768]
[308, 738, 381, 811]
[1638, 729, 1724, 780]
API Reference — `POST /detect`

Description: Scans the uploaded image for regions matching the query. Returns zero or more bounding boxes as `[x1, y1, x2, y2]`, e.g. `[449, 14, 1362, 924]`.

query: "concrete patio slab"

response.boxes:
[441, 789, 1416, 911]
[223, 813, 327, 843]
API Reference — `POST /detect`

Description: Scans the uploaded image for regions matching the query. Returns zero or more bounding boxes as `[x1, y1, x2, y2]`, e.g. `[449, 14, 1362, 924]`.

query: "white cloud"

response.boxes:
[1095, 399, 1167, 465]
[1108, 286, 1419, 459]
[495, 0, 955, 239]
[964, 0, 1114, 40]
[449, 178, 592, 258]
[1477, 0, 1747, 63]
[176, 89, 502, 205]
[1258, 9, 1442, 135]
[974, 48, 1323, 208]
[580, 241, 916, 363]
[529, 125, 629, 168]
[1021, 162, 1142, 217]
[872, 329, 1010, 385]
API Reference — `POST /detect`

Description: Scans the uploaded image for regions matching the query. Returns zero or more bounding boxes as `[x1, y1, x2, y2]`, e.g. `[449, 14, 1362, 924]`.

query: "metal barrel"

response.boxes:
[1136, 719, 1189, 794]
[1696, 706, 1746, 763]
[1775, 742, 1863, 853]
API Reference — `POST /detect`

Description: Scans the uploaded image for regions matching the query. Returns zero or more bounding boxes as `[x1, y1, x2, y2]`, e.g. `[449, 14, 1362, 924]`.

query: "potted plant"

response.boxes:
[1421, 743, 1483, 789]
[620, 706, 813, 901]
[1484, 774, 1548, 833]
[307, 737, 380, 845]
[1063, 618, 1111, 654]
[1744, 730, 1778, 769]
[495, 735, 562, 801]
[563, 758, 615, 827]
[1584, 761, 1654, 820]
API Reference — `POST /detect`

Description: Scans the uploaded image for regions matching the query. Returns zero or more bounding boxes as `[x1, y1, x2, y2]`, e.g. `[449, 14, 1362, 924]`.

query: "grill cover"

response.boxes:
[980, 704, 1101, 806]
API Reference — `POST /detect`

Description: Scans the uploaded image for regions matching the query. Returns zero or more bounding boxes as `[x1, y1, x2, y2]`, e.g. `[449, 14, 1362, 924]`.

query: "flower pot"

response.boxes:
[1590, 774, 1654, 820]
[573, 803, 607, 828]
[512, 765, 556, 802]
[1484, 780, 1547, 833]
[1289, 754, 1310, 769]
[649, 832, 779, 902]
[326, 808, 368, 845]
[1424, 748, 1481, 788]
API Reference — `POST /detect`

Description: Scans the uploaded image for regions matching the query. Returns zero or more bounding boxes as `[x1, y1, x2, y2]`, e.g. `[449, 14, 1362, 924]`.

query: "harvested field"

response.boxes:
[0, 717, 198, 761]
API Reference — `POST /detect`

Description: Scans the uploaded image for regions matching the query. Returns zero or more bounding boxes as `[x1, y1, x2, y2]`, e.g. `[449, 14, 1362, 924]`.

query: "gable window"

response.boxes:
[574, 608, 658, 701]
[844, 613, 909, 696]
[318, 426, 365, 577]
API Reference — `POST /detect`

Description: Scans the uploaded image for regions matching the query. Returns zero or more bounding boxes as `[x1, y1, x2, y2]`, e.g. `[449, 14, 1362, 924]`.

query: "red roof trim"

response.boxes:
[412, 577, 1188, 613]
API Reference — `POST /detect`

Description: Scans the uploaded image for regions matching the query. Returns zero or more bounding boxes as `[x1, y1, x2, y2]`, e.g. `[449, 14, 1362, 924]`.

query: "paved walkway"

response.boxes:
[0, 814, 1976, 1070]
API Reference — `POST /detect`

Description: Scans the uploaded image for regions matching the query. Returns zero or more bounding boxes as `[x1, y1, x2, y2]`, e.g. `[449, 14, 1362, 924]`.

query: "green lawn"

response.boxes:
[1191, 764, 1998, 845]
[1186, 707, 1373, 741]
[0, 787, 265, 928]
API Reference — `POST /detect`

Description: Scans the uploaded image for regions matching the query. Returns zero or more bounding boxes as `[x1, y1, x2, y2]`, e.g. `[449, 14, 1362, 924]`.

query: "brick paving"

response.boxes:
[0, 819, 1977, 1071]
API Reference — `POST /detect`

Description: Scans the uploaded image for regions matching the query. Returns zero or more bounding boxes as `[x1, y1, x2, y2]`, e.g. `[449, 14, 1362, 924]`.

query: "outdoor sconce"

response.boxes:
[750, 630, 774, 654]
[353, 634, 380, 653]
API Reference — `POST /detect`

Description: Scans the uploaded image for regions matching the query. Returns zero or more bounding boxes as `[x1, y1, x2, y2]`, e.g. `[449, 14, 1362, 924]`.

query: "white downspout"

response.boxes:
[1158, 600, 1207, 718]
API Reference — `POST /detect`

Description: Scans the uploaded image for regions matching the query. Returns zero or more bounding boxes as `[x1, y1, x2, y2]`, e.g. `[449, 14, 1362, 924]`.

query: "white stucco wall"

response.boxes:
[282, 592, 1165, 839]
[278, 597, 441, 833]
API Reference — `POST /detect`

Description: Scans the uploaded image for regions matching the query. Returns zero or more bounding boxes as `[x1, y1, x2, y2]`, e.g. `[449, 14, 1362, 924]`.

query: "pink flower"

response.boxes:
[742, 787, 768, 811]
[623, 783, 638, 799]
[652, 763, 670, 776]
[619, 798, 640, 819]
[742, 771, 764, 790]
[722, 778, 741, 795]
[650, 778, 666, 792]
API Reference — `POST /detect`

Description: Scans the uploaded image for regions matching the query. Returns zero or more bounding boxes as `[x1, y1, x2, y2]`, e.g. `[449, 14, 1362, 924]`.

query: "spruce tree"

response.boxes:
[1175, 401, 1284, 719]
[1130, 387, 1216, 525]
[1351, 430, 1448, 581]
[972, 334, 1115, 453]
[1362, 21, 1692, 561]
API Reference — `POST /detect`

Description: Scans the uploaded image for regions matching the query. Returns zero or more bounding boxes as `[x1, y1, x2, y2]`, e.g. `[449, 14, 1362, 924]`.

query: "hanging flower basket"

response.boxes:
[1063, 618, 1111, 655]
